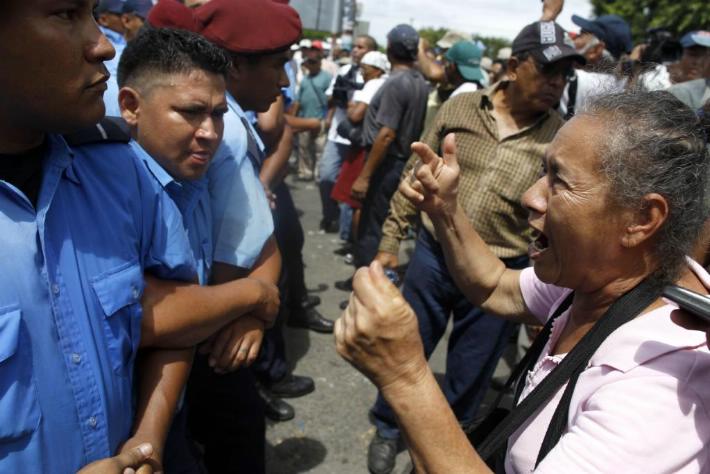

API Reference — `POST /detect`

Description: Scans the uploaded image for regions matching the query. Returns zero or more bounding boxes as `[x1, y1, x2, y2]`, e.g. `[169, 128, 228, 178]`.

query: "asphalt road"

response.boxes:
[263, 175, 437, 474]
[263, 174, 514, 474]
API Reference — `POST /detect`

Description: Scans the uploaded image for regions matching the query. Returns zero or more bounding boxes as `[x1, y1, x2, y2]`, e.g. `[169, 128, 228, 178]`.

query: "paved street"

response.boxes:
[264, 175, 437, 474]
[263, 174, 513, 473]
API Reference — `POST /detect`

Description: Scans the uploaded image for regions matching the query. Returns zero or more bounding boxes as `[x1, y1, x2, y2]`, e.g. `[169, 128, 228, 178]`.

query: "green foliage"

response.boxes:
[302, 29, 332, 41]
[417, 27, 511, 58]
[590, 0, 710, 42]
[473, 35, 512, 59]
[417, 27, 449, 47]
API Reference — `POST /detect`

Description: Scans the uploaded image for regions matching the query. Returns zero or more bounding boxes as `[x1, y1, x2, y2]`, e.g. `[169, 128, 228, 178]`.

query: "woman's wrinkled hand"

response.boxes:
[334, 261, 428, 391]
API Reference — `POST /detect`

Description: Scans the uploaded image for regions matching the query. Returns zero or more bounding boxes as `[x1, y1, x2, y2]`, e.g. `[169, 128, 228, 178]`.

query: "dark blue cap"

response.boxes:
[386, 24, 419, 61]
[96, 0, 125, 14]
[571, 14, 632, 59]
[680, 31, 710, 48]
[123, 0, 153, 19]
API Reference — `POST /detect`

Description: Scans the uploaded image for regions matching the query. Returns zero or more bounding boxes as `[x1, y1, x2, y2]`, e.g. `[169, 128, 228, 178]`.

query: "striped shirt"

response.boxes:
[379, 84, 565, 258]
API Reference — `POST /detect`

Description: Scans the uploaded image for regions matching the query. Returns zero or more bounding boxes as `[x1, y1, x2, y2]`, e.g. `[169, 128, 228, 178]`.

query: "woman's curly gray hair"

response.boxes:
[581, 90, 710, 285]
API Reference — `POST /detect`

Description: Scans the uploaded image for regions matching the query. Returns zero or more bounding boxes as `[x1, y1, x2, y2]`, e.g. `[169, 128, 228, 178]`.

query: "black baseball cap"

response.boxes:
[387, 24, 419, 61]
[512, 21, 586, 65]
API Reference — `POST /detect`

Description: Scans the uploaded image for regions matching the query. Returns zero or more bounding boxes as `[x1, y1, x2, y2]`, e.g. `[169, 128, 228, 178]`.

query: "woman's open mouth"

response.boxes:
[528, 228, 549, 257]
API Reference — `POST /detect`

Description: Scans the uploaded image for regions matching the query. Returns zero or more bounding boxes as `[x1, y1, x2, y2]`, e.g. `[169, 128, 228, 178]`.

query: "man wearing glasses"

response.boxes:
[369, 21, 583, 474]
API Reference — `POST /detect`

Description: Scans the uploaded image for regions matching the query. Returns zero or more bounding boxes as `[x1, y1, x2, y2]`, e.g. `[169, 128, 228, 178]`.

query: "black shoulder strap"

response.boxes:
[63, 117, 130, 146]
[477, 277, 662, 464]
[465, 292, 573, 445]
[564, 74, 578, 121]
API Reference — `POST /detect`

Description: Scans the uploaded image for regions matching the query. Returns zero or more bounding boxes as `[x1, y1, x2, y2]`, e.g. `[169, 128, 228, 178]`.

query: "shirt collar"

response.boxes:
[129, 140, 175, 189]
[226, 92, 265, 152]
[51, 134, 81, 185]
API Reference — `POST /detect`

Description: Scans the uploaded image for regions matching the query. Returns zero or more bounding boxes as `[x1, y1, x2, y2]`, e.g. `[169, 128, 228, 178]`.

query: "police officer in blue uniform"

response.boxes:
[0, 1, 201, 471]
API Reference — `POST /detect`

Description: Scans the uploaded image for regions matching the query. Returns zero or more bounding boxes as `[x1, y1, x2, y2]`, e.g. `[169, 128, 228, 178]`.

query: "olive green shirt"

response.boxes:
[379, 84, 565, 258]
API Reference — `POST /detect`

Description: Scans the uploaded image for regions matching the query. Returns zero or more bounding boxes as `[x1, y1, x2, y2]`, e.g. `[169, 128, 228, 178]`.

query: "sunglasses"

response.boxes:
[304, 58, 320, 65]
[530, 58, 576, 82]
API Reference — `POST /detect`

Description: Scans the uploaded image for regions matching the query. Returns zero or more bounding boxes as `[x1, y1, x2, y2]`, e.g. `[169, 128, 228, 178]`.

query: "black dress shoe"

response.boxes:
[319, 219, 339, 233]
[258, 386, 295, 422]
[334, 277, 353, 292]
[297, 294, 321, 310]
[367, 432, 398, 474]
[333, 244, 352, 256]
[267, 373, 315, 399]
[288, 307, 335, 333]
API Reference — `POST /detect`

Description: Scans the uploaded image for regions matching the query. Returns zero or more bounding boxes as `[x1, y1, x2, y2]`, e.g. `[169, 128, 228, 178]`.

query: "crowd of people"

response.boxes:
[1, 0, 710, 473]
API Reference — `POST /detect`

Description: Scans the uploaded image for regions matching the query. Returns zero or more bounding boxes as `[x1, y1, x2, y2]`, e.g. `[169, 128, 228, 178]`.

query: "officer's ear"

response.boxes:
[118, 87, 141, 127]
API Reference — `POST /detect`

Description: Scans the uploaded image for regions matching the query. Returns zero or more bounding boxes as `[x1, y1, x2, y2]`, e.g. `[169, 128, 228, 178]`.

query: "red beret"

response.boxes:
[147, 0, 197, 31]
[194, 0, 302, 54]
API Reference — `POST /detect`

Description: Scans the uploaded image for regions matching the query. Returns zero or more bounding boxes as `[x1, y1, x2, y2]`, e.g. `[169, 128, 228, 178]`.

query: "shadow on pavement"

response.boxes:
[265, 437, 327, 473]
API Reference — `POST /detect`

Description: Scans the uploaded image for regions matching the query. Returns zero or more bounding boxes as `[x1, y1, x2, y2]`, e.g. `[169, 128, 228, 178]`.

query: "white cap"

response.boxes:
[480, 57, 493, 71]
[496, 47, 512, 61]
[299, 38, 312, 49]
[360, 51, 390, 73]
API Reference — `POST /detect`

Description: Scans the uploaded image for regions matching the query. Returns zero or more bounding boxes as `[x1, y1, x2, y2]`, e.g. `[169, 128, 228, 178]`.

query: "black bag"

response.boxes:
[336, 118, 363, 146]
[468, 277, 662, 472]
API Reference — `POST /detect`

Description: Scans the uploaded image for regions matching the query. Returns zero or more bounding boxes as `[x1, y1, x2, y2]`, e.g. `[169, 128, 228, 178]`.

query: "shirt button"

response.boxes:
[88, 416, 97, 428]
[132, 286, 140, 300]
[51, 284, 60, 295]
[71, 353, 81, 364]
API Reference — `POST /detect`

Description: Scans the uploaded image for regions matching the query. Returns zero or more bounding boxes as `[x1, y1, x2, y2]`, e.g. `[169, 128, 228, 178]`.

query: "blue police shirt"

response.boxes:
[131, 140, 212, 285]
[208, 92, 273, 269]
[100, 26, 126, 118]
[0, 134, 196, 472]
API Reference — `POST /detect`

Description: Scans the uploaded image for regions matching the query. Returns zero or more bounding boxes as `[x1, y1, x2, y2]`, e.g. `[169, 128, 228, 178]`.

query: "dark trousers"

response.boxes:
[187, 357, 266, 474]
[163, 406, 207, 474]
[371, 230, 528, 438]
[252, 181, 304, 385]
[353, 157, 406, 268]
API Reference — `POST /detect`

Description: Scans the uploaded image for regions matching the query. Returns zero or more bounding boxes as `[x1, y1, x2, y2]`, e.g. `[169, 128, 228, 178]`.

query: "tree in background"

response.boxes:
[417, 27, 511, 59]
[591, 0, 710, 41]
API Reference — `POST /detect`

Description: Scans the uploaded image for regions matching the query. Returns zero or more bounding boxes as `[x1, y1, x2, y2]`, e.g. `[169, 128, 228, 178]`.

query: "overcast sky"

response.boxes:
[357, 0, 593, 43]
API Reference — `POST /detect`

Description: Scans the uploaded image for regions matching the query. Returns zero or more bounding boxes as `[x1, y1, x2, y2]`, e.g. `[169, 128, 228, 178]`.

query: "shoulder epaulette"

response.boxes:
[63, 116, 130, 146]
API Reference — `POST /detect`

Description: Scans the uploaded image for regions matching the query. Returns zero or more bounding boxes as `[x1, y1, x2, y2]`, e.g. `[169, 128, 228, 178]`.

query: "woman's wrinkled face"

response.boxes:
[522, 115, 630, 292]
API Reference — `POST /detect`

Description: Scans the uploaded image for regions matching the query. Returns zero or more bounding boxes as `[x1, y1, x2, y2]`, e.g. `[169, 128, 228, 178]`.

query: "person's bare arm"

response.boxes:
[351, 126, 396, 201]
[417, 39, 445, 83]
[399, 134, 533, 323]
[117, 348, 194, 473]
[284, 114, 322, 133]
[257, 96, 286, 152]
[347, 101, 368, 124]
[336, 263, 491, 473]
[541, 0, 564, 21]
[139, 275, 279, 348]
[261, 123, 293, 191]
[202, 237, 281, 373]
[290, 101, 301, 118]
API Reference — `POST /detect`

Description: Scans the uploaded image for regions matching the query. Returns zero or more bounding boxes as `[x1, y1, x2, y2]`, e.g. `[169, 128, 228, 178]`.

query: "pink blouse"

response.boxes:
[505, 261, 710, 473]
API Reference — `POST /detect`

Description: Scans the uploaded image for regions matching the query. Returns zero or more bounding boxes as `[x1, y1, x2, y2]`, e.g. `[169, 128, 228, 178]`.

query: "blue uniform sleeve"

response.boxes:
[208, 144, 274, 269]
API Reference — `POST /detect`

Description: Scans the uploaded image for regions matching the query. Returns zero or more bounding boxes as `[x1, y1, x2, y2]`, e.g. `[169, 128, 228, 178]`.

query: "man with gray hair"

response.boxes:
[370, 20, 582, 474]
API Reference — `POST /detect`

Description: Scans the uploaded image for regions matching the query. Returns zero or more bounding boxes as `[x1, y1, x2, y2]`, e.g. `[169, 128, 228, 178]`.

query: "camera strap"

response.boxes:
[476, 275, 662, 469]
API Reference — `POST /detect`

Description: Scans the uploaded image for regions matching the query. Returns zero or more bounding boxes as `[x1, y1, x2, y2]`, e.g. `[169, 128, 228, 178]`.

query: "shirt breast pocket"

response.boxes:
[0, 305, 42, 441]
[91, 262, 144, 376]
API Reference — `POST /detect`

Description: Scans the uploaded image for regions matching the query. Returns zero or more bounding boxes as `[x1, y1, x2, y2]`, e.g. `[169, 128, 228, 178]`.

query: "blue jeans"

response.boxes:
[318, 140, 350, 225]
[339, 202, 353, 242]
[371, 230, 528, 439]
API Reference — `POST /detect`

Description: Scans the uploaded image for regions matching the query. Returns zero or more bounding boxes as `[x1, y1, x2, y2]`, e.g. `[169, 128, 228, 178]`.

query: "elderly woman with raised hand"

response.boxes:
[335, 90, 710, 473]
